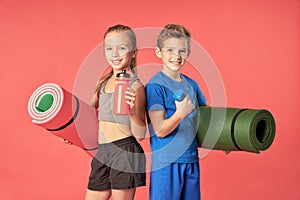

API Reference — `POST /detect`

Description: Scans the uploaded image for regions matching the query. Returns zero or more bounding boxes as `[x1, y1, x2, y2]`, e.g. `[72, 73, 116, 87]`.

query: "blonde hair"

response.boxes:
[157, 24, 191, 54]
[95, 24, 137, 97]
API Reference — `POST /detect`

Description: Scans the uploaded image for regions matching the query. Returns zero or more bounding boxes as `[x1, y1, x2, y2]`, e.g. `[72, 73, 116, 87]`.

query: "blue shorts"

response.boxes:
[150, 162, 200, 200]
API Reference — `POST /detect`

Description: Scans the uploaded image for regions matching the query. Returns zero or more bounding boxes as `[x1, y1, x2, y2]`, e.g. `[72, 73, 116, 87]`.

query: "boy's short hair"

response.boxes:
[157, 24, 191, 51]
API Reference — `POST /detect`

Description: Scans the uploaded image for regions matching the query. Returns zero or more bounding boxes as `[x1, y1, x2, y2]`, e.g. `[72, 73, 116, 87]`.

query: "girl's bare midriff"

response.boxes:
[98, 121, 132, 144]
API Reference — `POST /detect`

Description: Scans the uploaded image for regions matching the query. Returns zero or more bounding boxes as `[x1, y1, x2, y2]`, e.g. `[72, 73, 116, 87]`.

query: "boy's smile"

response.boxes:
[156, 37, 189, 73]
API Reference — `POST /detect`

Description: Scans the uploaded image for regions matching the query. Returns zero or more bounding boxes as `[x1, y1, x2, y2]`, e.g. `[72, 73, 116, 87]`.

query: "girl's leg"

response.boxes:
[111, 188, 136, 200]
[84, 189, 111, 200]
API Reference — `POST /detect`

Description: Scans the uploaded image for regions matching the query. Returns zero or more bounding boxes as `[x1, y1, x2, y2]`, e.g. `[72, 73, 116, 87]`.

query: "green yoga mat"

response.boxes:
[197, 107, 276, 153]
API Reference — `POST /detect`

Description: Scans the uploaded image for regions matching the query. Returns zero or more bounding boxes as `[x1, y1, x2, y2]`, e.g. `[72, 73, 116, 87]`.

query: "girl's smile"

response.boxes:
[104, 31, 136, 71]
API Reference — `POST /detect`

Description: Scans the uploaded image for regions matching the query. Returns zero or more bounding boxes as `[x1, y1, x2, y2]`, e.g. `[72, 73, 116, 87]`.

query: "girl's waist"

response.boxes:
[97, 136, 138, 150]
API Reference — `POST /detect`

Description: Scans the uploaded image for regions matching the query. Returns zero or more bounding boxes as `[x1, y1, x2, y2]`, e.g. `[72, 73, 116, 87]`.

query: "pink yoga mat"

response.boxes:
[28, 83, 98, 156]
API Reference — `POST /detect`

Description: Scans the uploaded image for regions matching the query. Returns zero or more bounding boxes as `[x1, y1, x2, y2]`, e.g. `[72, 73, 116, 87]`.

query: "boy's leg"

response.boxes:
[150, 163, 182, 200]
[181, 163, 201, 200]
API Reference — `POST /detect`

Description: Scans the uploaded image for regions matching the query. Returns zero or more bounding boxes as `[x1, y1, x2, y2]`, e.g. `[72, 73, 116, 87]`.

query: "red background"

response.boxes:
[1, 0, 299, 199]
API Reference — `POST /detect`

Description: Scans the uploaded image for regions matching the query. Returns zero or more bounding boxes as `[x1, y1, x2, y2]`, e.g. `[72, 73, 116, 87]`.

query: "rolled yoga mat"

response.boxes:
[197, 107, 276, 153]
[28, 83, 98, 156]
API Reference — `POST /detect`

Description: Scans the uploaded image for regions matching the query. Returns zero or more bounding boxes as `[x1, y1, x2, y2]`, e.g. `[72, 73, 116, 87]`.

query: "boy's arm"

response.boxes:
[149, 95, 194, 138]
[148, 110, 181, 138]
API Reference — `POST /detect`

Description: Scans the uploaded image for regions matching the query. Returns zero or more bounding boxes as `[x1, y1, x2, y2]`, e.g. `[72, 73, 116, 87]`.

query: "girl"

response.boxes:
[85, 24, 146, 200]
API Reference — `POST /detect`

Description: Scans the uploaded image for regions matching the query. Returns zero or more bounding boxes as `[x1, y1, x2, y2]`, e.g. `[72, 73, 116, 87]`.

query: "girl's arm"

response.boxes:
[126, 81, 147, 141]
[89, 92, 99, 109]
[148, 95, 194, 138]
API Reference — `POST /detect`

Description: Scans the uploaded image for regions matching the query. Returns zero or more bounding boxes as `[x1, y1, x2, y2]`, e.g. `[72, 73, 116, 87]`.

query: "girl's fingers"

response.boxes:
[125, 89, 136, 101]
[124, 95, 136, 101]
[125, 87, 136, 108]
[61, 138, 73, 145]
[125, 88, 135, 96]
[125, 95, 135, 108]
[126, 100, 135, 108]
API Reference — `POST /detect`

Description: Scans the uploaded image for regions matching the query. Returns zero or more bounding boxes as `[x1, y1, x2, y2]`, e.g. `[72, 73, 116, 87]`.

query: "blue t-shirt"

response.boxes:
[146, 71, 206, 164]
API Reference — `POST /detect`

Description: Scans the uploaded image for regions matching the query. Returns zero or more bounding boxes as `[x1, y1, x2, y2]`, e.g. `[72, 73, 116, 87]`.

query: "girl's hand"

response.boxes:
[124, 87, 136, 109]
[175, 95, 194, 119]
[61, 138, 73, 145]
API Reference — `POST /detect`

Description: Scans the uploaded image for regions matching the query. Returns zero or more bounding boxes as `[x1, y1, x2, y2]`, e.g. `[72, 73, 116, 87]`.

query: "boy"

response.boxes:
[146, 24, 207, 200]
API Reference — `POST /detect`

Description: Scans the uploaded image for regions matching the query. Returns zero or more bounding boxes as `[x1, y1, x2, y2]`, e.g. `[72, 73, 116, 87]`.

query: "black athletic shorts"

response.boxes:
[87, 136, 146, 191]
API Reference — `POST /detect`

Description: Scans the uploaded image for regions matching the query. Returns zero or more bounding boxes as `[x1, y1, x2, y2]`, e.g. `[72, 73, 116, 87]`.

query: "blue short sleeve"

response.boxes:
[146, 83, 165, 111]
[196, 86, 206, 106]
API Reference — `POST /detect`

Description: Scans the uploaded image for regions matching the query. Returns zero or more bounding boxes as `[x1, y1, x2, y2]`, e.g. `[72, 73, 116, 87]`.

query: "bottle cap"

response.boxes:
[173, 89, 186, 101]
[116, 70, 131, 78]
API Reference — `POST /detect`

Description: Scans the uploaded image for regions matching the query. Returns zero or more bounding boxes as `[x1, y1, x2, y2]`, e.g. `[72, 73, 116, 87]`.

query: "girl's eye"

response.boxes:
[105, 47, 112, 51]
[166, 48, 173, 52]
[179, 50, 187, 54]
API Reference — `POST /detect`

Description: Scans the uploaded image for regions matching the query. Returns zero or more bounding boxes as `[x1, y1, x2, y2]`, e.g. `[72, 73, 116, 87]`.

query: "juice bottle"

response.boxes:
[113, 70, 131, 115]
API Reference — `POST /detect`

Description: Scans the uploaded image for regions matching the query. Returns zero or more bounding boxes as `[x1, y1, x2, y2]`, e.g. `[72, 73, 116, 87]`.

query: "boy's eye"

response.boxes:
[178, 49, 188, 57]
[105, 47, 112, 51]
[119, 46, 129, 52]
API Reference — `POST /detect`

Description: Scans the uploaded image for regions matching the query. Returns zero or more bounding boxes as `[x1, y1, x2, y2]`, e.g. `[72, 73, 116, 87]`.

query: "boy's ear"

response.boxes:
[155, 47, 162, 58]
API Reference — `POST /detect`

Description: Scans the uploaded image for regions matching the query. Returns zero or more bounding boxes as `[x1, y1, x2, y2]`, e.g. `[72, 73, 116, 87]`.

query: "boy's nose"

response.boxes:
[172, 51, 181, 58]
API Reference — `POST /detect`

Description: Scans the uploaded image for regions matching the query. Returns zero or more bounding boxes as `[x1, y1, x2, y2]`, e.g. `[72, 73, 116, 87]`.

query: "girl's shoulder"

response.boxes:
[99, 79, 109, 94]
[130, 76, 144, 91]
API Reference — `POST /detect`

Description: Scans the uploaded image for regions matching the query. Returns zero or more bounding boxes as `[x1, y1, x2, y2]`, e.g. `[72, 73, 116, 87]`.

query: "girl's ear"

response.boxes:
[155, 47, 162, 58]
[132, 50, 137, 58]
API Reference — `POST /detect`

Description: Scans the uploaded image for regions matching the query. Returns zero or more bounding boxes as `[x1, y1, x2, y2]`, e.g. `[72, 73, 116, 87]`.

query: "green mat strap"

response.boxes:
[230, 109, 248, 151]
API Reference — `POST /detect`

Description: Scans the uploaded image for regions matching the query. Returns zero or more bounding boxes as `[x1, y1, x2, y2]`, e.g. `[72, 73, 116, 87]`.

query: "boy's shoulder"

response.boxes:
[181, 74, 198, 87]
[148, 71, 163, 82]
[146, 71, 168, 87]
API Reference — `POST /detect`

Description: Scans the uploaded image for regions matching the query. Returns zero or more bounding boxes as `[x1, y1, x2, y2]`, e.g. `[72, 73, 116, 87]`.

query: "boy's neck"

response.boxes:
[161, 67, 181, 82]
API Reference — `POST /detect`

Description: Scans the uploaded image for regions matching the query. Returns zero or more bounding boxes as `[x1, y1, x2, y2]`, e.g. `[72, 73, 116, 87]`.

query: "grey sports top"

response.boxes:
[98, 76, 139, 125]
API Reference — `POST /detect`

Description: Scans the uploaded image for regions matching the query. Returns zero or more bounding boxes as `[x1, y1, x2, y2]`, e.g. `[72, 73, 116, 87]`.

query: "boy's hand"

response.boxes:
[175, 95, 194, 119]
